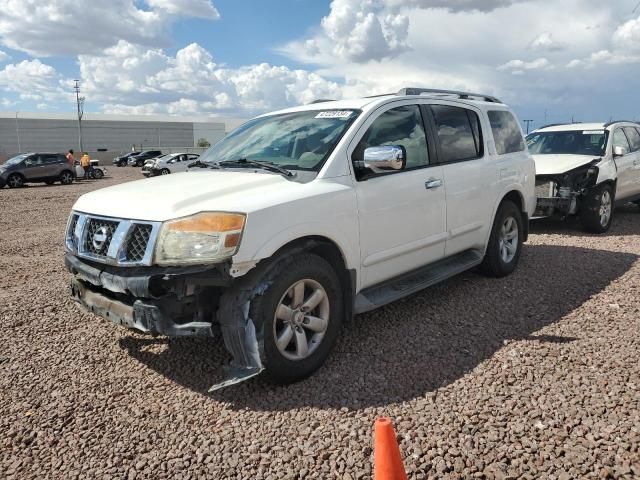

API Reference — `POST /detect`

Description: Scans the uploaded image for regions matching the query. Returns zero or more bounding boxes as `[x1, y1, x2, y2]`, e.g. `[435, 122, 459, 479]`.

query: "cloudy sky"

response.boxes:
[0, 0, 639, 128]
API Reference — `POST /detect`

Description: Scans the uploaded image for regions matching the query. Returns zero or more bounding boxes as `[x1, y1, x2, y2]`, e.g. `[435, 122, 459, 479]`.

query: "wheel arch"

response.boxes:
[263, 235, 356, 322]
[492, 189, 529, 243]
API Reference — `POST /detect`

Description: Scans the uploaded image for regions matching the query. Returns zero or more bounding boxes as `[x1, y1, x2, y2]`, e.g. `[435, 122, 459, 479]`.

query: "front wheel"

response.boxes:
[580, 183, 614, 233]
[7, 173, 24, 188]
[93, 169, 104, 179]
[160, 168, 170, 175]
[480, 200, 523, 277]
[247, 253, 343, 384]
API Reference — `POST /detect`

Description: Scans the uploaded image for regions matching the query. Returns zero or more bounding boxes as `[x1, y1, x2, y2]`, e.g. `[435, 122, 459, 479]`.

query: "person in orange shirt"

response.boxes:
[66, 149, 76, 178]
[80, 152, 91, 180]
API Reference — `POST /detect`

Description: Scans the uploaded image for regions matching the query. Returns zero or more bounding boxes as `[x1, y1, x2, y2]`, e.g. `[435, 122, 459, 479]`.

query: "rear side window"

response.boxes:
[488, 110, 525, 155]
[623, 127, 640, 152]
[430, 105, 482, 162]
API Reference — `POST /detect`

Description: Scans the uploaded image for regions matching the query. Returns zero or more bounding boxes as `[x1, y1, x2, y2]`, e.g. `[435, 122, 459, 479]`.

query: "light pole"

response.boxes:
[74, 80, 85, 152]
[523, 119, 534, 134]
[15, 111, 21, 152]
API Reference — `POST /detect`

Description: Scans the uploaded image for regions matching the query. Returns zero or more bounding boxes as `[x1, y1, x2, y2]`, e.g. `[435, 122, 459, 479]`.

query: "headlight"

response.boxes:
[154, 212, 246, 265]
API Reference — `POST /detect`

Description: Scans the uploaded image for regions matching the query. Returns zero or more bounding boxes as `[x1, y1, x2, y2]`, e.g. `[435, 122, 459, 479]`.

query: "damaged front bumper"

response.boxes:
[65, 253, 265, 389]
[534, 162, 600, 217]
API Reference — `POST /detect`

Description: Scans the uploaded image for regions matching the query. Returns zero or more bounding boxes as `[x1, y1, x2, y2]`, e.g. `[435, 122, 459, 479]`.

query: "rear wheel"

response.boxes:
[580, 183, 614, 233]
[60, 171, 74, 185]
[480, 200, 523, 277]
[246, 253, 343, 384]
[7, 173, 24, 188]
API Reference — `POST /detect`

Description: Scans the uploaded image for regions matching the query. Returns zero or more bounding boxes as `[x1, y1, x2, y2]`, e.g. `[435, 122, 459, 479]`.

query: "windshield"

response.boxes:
[199, 110, 359, 172]
[3, 154, 28, 166]
[526, 130, 608, 156]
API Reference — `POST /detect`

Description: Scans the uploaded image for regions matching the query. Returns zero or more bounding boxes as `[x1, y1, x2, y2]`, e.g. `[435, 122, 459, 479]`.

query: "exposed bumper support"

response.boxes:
[66, 253, 265, 390]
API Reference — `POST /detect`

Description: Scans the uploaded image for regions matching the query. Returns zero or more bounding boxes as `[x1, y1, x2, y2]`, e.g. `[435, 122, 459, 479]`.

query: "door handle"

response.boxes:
[425, 179, 443, 190]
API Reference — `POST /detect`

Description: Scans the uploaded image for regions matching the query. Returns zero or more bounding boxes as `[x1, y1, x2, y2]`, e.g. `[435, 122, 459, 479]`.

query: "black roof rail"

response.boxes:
[603, 120, 640, 128]
[309, 99, 335, 104]
[397, 87, 502, 104]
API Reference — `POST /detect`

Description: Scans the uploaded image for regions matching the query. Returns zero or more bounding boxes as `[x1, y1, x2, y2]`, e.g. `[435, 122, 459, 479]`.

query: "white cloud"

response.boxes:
[299, 0, 410, 63]
[566, 15, 640, 68]
[529, 32, 565, 52]
[386, 0, 526, 12]
[0, 0, 219, 56]
[0, 50, 8, 62]
[498, 57, 552, 73]
[0, 59, 61, 96]
[146, 0, 219, 18]
[78, 41, 342, 116]
[612, 15, 640, 53]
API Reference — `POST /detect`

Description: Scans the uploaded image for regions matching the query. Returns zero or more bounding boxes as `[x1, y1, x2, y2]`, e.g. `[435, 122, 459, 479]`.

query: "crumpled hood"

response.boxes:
[533, 154, 600, 175]
[73, 170, 305, 221]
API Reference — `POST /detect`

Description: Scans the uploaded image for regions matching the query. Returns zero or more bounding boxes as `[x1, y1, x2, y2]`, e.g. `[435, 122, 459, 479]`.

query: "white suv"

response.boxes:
[528, 121, 640, 232]
[64, 88, 535, 389]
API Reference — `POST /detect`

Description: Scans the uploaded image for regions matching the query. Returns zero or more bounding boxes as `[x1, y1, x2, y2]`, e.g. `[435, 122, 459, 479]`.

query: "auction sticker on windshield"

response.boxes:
[315, 111, 353, 119]
[583, 130, 605, 135]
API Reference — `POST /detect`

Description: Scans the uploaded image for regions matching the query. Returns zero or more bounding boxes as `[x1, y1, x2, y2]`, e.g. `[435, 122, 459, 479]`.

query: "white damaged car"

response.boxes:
[527, 121, 640, 232]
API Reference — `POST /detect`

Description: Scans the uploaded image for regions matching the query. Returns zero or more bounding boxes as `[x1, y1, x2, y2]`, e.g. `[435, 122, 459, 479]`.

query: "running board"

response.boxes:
[354, 249, 483, 314]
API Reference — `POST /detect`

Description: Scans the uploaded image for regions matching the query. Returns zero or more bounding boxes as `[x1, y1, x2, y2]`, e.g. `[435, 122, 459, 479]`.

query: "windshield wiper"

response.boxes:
[190, 159, 221, 169]
[217, 158, 293, 177]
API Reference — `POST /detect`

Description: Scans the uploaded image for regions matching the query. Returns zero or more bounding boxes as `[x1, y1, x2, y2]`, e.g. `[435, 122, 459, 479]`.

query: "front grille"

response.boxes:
[125, 224, 152, 262]
[67, 214, 79, 248]
[67, 212, 159, 266]
[84, 219, 119, 256]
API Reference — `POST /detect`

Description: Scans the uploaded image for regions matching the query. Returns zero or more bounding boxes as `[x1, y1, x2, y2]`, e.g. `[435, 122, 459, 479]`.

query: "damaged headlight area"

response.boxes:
[155, 212, 246, 266]
[535, 161, 600, 217]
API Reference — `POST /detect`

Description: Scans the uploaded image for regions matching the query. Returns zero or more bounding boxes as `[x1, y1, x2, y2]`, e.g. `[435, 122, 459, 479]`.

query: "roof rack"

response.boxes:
[308, 99, 335, 104]
[537, 122, 584, 130]
[397, 87, 502, 104]
[603, 120, 640, 128]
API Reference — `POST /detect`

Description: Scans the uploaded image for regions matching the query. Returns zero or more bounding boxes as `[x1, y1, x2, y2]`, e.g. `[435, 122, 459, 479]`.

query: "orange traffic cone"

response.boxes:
[374, 417, 408, 480]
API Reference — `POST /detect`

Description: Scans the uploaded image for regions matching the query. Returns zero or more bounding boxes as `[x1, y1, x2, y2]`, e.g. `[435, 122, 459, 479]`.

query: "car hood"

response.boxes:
[72, 170, 313, 221]
[532, 154, 600, 175]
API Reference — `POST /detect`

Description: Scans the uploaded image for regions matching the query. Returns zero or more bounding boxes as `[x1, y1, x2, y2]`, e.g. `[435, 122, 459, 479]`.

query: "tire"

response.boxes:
[60, 171, 74, 185]
[580, 183, 614, 233]
[7, 173, 24, 188]
[480, 200, 523, 277]
[93, 169, 104, 179]
[119, 161, 126, 167]
[160, 168, 170, 175]
[246, 253, 343, 384]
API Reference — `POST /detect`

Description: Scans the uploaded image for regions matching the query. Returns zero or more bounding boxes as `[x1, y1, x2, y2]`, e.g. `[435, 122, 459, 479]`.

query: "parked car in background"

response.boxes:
[0, 153, 75, 188]
[527, 121, 640, 232]
[142, 153, 200, 176]
[128, 150, 162, 167]
[112, 152, 140, 167]
[65, 87, 534, 389]
[75, 159, 108, 179]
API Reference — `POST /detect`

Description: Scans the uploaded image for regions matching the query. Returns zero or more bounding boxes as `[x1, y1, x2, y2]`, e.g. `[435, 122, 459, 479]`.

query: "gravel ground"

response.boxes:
[1, 167, 639, 479]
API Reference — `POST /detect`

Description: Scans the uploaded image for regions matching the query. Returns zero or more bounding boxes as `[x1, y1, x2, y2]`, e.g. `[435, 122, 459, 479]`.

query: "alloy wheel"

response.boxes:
[498, 216, 518, 264]
[599, 190, 612, 227]
[273, 279, 330, 361]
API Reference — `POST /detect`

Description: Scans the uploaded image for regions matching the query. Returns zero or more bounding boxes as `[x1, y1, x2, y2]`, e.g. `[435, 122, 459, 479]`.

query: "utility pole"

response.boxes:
[74, 80, 85, 152]
[523, 119, 534, 134]
[15, 111, 21, 152]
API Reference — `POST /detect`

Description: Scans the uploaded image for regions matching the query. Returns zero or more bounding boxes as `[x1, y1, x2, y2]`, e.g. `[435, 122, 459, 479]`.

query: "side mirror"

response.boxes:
[363, 145, 406, 172]
[613, 146, 626, 157]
